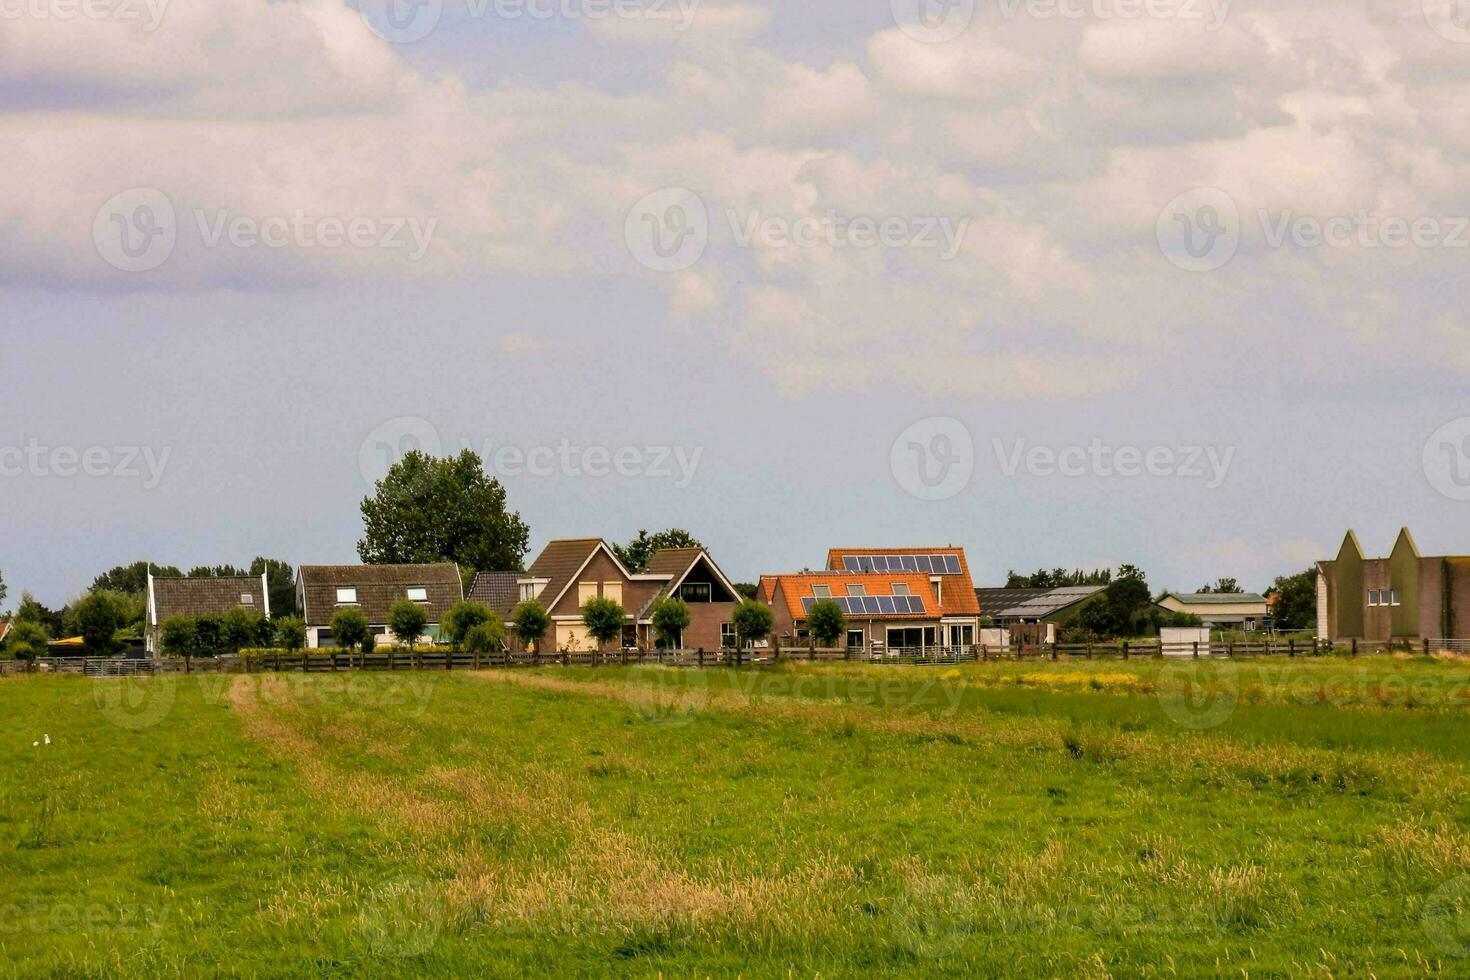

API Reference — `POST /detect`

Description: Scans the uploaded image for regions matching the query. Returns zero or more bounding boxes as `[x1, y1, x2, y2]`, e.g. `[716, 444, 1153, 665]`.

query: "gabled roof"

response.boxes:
[635, 548, 741, 618]
[767, 571, 949, 622]
[976, 586, 1104, 620]
[824, 547, 980, 616]
[523, 539, 634, 613]
[467, 571, 521, 621]
[298, 563, 462, 627]
[149, 574, 268, 625]
[1162, 592, 1268, 606]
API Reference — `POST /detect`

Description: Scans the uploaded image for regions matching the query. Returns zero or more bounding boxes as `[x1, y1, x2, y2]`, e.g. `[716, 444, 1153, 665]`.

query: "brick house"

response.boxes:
[296, 563, 463, 648]
[145, 571, 270, 654]
[478, 539, 742, 652]
[760, 547, 983, 653]
[1317, 528, 1470, 644]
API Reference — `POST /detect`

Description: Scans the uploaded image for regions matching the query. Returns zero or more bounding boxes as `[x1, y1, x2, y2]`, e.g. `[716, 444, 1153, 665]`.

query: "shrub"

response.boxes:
[464, 620, 505, 654]
[274, 616, 307, 652]
[732, 600, 774, 649]
[74, 591, 125, 656]
[222, 607, 263, 653]
[443, 601, 495, 651]
[361, 632, 376, 654]
[159, 615, 196, 658]
[193, 615, 223, 656]
[4, 620, 49, 661]
[330, 608, 369, 651]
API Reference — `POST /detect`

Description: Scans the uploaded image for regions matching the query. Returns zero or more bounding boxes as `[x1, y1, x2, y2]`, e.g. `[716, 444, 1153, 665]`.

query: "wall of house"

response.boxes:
[1390, 534, 1420, 638]
[1448, 559, 1470, 639]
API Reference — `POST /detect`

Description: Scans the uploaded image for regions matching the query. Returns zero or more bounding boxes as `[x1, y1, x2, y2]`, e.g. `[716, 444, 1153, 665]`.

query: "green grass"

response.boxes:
[4, 656, 1470, 976]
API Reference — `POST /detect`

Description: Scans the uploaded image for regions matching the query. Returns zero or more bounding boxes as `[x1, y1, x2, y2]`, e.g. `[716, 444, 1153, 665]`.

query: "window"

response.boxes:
[406, 587, 428, 602]
[811, 584, 831, 598]
[240, 594, 254, 605]
[336, 588, 358, 604]
[846, 584, 866, 596]
[949, 624, 974, 648]
[520, 583, 537, 602]
[891, 583, 910, 595]
[578, 582, 598, 605]
[1390, 589, 1402, 607]
[603, 582, 623, 605]
[847, 629, 864, 649]
[721, 623, 736, 648]
[680, 582, 711, 603]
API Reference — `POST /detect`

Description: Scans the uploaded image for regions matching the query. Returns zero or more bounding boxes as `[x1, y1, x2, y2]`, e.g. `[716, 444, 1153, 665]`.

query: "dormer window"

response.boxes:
[892, 583, 910, 595]
[812, 585, 831, 598]
[240, 594, 254, 605]
[407, 587, 429, 602]
[847, 584, 866, 596]
[336, 588, 358, 604]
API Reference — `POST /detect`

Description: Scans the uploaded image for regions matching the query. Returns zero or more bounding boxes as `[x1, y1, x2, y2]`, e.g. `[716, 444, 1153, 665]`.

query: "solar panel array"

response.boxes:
[801, 594, 928, 616]
[839, 554, 962, 575]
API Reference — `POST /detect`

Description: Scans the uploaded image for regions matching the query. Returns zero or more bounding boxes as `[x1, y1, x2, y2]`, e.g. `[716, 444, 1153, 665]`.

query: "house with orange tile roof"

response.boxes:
[760, 547, 983, 654]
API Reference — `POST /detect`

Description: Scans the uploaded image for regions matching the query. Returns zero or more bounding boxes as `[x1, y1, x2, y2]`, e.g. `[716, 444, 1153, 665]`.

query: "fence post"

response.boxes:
[1425, 637, 1431, 656]
[388, 647, 395, 671]
[1192, 641, 1199, 660]
[698, 648, 705, 669]
[185, 654, 192, 675]
[1051, 643, 1058, 661]
[981, 643, 988, 662]
[1289, 639, 1296, 658]
[1085, 641, 1093, 660]
[1122, 641, 1130, 661]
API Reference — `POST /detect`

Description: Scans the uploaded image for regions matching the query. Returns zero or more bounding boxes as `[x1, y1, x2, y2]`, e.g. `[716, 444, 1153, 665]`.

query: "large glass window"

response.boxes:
[336, 588, 357, 604]
[680, 582, 712, 603]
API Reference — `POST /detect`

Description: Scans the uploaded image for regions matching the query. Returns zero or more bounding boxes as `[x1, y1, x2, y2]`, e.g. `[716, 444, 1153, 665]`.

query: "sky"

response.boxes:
[3, 0, 1470, 607]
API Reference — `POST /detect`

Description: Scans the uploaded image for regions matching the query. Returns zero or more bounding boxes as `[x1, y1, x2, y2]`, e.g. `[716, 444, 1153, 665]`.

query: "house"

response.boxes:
[145, 571, 270, 654]
[296, 563, 463, 648]
[1156, 591, 1268, 631]
[1317, 528, 1470, 644]
[761, 547, 983, 652]
[486, 539, 743, 652]
[973, 585, 1106, 644]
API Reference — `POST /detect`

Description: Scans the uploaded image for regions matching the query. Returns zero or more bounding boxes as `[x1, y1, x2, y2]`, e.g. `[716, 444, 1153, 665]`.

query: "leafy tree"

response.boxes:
[74, 591, 126, 655]
[358, 449, 531, 573]
[464, 620, 506, 654]
[250, 557, 299, 617]
[807, 599, 846, 647]
[442, 601, 494, 651]
[388, 600, 429, 649]
[221, 607, 262, 653]
[732, 600, 774, 650]
[13, 591, 63, 637]
[91, 561, 181, 596]
[361, 632, 376, 654]
[4, 620, 49, 660]
[159, 615, 196, 658]
[732, 582, 758, 601]
[1006, 568, 1113, 588]
[1267, 569, 1317, 631]
[188, 565, 248, 578]
[274, 616, 307, 652]
[0, 567, 6, 611]
[650, 597, 691, 648]
[330, 608, 369, 651]
[193, 614, 224, 655]
[1198, 577, 1243, 594]
[512, 600, 550, 653]
[581, 596, 625, 652]
[612, 529, 702, 573]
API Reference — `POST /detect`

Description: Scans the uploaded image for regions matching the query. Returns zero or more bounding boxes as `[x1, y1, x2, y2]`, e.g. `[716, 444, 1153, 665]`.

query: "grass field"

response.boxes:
[5, 656, 1470, 976]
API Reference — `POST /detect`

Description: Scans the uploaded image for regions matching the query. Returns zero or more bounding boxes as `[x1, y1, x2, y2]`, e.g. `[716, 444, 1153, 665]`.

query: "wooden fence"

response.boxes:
[1, 636, 1455, 678]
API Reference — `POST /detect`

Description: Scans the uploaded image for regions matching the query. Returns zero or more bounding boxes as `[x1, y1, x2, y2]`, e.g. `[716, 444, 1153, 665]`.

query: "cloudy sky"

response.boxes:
[4, 0, 1470, 605]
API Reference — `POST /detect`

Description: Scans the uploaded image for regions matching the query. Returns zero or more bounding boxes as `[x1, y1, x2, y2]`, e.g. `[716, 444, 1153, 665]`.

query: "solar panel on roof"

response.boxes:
[843, 556, 860, 572]
[802, 597, 816, 613]
[943, 555, 961, 574]
[909, 596, 927, 614]
[861, 596, 879, 615]
[876, 595, 895, 614]
[915, 556, 933, 572]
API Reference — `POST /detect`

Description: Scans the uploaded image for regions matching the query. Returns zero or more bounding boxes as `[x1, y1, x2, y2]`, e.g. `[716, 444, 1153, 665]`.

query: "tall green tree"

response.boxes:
[14, 591, 63, 636]
[388, 600, 429, 650]
[1267, 569, 1317, 631]
[1198, 578, 1243, 594]
[274, 616, 307, 652]
[581, 596, 625, 652]
[74, 591, 126, 655]
[613, 529, 702, 573]
[221, 608, 263, 653]
[0, 568, 7, 611]
[1006, 568, 1113, 588]
[358, 449, 530, 574]
[512, 600, 550, 653]
[250, 557, 299, 616]
[90, 561, 180, 595]
[159, 616, 196, 658]
[442, 601, 495, 651]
